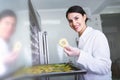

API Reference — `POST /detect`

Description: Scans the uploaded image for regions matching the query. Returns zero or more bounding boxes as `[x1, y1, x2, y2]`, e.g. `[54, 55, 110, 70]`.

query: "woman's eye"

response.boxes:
[75, 17, 79, 20]
[68, 20, 72, 23]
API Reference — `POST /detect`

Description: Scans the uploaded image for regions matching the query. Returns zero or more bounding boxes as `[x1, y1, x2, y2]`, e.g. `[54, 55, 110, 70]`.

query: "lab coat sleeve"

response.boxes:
[0, 40, 6, 62]
[0, 42, 5, 62]
[0, 41, 7, 75]
[77, 33, 111, 75]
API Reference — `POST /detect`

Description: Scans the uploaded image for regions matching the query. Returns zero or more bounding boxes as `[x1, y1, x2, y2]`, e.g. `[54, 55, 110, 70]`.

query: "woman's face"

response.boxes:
[67, 12, 87, 33]
[0, 16, 16, 40]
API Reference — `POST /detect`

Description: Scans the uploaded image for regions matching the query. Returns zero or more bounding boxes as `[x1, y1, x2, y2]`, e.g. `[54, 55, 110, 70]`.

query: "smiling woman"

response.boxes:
[64, 5, 112, 80]
[66, 6, 88, 36]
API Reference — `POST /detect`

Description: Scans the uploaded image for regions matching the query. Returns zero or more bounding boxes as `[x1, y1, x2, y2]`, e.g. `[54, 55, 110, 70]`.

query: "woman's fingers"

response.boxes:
[64, 46, 73, 56]
[64, 45, 72, 51]
[64, 48, 70, 56]
[4, 52, 19, 64]
[64, 46, 80, 57]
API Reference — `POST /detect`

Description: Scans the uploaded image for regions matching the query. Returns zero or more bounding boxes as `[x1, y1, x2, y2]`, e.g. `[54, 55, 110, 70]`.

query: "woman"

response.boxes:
[64, 6, 112, 80]
[0, 10, 20, 76]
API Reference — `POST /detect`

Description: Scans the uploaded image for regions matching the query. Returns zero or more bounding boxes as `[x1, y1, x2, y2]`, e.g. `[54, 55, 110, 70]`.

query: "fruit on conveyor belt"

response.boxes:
[14, 64, 74, 76]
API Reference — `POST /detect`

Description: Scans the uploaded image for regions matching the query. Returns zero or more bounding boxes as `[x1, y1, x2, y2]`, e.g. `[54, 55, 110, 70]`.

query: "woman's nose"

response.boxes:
[72, 21, 77, 26]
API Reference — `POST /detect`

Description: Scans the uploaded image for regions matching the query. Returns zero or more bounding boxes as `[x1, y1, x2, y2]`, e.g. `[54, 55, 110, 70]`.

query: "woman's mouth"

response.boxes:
[72, 25, 81, 32]
[74, 26, 79, 30]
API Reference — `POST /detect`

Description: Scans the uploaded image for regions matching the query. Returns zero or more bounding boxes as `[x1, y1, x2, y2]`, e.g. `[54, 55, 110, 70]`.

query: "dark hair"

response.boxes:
[66, 6, 88, 22]
[0, 10, 17, 20]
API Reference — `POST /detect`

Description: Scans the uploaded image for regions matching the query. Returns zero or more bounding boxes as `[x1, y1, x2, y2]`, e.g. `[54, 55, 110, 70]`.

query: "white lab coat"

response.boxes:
[77, 27, 112, 80]
[0, 38, 9, 76]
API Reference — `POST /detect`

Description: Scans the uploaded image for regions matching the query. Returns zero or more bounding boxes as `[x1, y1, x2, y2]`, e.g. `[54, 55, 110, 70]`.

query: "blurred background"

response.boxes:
[0, 0, 120, 80]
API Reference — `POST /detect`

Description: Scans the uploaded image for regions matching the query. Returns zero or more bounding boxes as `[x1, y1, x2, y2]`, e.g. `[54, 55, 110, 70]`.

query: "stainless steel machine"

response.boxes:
[29, 0, 49, 65]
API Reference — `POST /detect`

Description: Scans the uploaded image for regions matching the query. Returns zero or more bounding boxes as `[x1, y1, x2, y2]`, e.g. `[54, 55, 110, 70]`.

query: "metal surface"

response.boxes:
[4, 63, 86, 80]
[29, 0, 42, 65]
[39, 31, 49, 64]
[29, 0, 41, 31]
[29, 0, 49, 65]
[42, 31, 49, 64]
[5, 70, 86, 80]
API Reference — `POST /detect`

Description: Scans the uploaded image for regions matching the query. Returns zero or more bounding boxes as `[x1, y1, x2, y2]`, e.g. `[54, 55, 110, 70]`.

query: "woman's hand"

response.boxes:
[64, 45, 80, 57]
[4, 51, 19, 65]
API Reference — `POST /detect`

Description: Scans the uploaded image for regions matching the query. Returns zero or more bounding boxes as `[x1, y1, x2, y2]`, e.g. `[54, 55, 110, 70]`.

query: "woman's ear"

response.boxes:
[83, 14, 87, 21]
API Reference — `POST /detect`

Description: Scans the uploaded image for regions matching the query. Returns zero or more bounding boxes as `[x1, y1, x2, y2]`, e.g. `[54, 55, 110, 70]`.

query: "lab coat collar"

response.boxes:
[79, 27, 93, 42]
